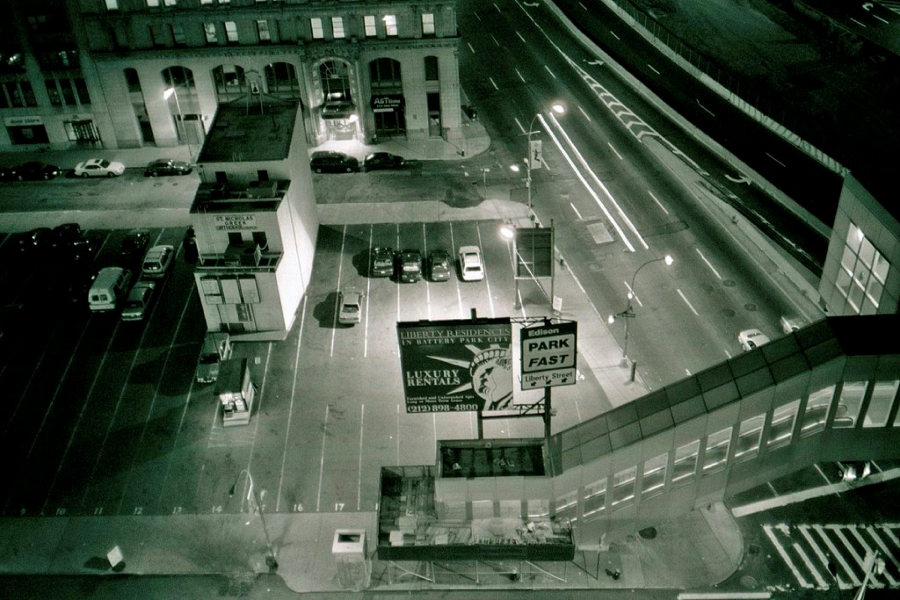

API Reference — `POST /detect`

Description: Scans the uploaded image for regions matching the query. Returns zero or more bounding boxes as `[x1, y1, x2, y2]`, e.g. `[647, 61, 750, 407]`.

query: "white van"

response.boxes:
[89, 267, 132, 312]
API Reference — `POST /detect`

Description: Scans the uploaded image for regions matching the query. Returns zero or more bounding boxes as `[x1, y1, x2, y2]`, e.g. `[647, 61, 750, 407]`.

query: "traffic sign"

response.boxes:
[521, 321, 577, 389]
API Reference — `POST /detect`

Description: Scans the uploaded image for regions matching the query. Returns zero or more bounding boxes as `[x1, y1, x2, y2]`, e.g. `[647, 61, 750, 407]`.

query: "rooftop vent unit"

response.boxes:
[224, 241, 262, 267]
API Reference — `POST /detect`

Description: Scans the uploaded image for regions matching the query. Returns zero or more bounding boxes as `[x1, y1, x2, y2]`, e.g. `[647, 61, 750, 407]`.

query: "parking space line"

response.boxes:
[365, 227, 373, 358]
[423, 223, 431, 321]
[80, 321, 148, 507]
[277, 297, 307, 512]
[357, 404, 365, 511]
[396, 403, 401, 465]
[117, 294, 194, 514]
[476, 224, 495, 317]
[449, 223, 464, 319]
[39, 320, 101, 513]
[316, 403, 330, 512]
[330, 225, 348, 357]
[396, 225, 401, 322]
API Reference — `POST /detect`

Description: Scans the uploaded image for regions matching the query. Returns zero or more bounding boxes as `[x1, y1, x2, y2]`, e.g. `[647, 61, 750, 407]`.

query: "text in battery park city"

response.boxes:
[397, 318, 512, 414]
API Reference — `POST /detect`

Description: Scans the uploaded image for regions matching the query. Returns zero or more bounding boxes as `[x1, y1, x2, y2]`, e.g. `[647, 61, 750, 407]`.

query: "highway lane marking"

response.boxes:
[764, 524, 812, 588]
[765, 152, 786, 167]
[569, 202, 583, 220]
[577, 105, 591, 122]
[677, 289, 699, 315]
[610, 30, 619, 40]
[695, 247, 722, 279]
[767, 481, 777, 497]
[489, 77, 499, 90]
[544, 65, 557, 79]
[277, 296, 307, 512]
[544, 112, 640, 251]
[516, 68, 526, 83]
[696, 99, 715, 117]
[491, 34, 501, 47]
[624, 280, 643, 308]
[516, 31, 526, 43]
[357, 404, 365, 511]
[316, 403, 330, 512]
[467, 42, 475, 53]
[647, 64, 660, 75]
[648, 190, 669, 214]
[607, 142, 623, 160]
[494, 2, 502, 13]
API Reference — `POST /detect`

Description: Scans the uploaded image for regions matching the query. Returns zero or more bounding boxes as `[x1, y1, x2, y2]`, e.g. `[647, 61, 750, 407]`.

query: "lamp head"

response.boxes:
[664, 255, 674, 266]
[499, 224, 516, 241]
[608, 314, 615, 324]
[550, 104, 565, 115]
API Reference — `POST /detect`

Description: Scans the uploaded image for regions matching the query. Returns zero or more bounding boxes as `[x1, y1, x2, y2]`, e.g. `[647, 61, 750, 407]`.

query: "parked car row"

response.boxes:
[309, 151, 410, 174]
[0, 158, 193, 181]
[367, 245, 483, 282]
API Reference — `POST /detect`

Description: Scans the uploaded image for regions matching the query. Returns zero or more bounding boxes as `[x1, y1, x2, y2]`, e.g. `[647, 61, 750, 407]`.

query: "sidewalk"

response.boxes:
[0, 504, 740, 594]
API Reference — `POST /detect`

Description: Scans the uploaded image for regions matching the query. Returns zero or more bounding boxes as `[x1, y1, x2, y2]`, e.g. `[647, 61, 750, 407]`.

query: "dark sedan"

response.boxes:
[310, 151, 359, 173]
[363, 152, 406, 171]
[145, 158, 193, 176]
[13, 161, 61, 181]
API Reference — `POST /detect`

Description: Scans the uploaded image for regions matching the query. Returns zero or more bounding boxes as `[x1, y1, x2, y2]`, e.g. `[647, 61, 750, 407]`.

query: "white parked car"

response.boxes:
[142, 245, 175, 278]
[74, 158, 126, 178]
[338, 289, 364, 325]
[458, 245, 484, 281]
[739, 329, 770, 352]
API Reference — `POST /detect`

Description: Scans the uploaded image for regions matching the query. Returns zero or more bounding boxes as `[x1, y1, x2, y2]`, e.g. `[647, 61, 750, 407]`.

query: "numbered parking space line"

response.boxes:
[276, 297, 307, 513]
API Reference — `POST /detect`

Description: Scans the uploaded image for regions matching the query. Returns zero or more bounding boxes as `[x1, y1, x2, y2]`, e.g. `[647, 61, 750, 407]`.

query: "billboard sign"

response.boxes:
[520, 321, 577, 389]
[397, 318, 513, 413]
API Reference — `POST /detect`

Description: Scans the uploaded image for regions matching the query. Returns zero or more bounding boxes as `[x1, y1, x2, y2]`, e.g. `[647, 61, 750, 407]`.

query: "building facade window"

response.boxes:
[702, 427, 732, 474]
[424, 56, 439, 81]
[767, 399, 800, 450]
[311, 18, 324, 39]
[256, 20, 271, 42]
[801, 384, 835, 436]
[150, 24, 168, 47]
[834, 381, 868, 428]
[866, 380, 898, 427]
[364, 16, 377, 37]
[422, 13, 435, 35]
[734, 414, 764, 461]
[554, 491, 577, 522]
[172, 24, 186, 46]
[641, 453, 667, 499]
[611, 466, 636, 508]
[582, 477, 607, 519]
[836, 222, 890, 315]
[332, 17, 345, 39]
[204, 23, 218, 44]
[384, 15, 397, 36]
[224, 21, 238, 43]
[2, 81, 37, 108]
[265, 62, 300, 98]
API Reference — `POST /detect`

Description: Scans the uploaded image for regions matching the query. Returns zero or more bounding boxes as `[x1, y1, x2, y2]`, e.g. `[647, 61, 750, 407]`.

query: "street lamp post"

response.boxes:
[525, 104, 565, 211]
[230, 469, 278, 572]
[609, 254, 674, 374]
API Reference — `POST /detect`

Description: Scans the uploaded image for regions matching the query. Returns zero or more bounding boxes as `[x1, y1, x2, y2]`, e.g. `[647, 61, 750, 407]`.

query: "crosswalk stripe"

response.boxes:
[852, 527, 896, 586]
[798, 525, 841, 588]
[763, 524, 812, 588]
[869, 527, 900, 575]
[814, 525, 862, 586]
[794, 542, 828, 588]
[836, 528, 878, 587]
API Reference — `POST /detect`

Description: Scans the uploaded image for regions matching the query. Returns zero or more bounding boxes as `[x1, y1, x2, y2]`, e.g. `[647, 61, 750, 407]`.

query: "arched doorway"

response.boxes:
[318, 59, 357, 140]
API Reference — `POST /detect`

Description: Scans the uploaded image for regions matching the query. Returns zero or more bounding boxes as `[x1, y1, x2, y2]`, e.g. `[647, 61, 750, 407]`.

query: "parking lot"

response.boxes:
[0, 217, 611, 520]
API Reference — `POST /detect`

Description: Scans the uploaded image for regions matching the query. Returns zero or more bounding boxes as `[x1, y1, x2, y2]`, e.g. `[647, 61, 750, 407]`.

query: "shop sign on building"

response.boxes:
[215, 215, 257, 231]
[371, 94, 404, 113]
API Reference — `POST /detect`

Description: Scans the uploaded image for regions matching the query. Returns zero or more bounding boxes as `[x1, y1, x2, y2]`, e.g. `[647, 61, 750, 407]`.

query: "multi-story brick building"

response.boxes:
[1, 0, 463, 157]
